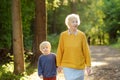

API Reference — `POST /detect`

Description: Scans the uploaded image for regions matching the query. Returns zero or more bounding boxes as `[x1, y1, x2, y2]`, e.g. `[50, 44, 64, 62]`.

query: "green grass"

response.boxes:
[110, 37, 120, 49]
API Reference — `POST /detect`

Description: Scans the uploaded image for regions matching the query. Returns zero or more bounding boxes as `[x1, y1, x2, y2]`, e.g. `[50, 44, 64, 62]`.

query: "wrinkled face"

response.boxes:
[40, 44, 51, 55]
[68, 17, 78, 31]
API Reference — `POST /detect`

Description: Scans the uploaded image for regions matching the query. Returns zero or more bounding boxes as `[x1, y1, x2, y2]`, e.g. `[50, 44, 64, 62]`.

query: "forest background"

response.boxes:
[0, 0, 120, 80]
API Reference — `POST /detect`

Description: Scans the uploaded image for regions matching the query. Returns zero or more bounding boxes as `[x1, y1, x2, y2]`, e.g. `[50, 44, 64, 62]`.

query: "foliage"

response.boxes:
[47, 0, 94, 34]
[0, 62, 37, 80]
[1, 0, 120, 51]
[110, 37, 120, 49]
[47, 0, 70, 34]
[21, 0, 35, 50]
[84, 0, 108, 45]
[0, 0, 35, 50]
[0, 62, 25, 80]
[102, 0, 120, 43]
[0, 0, 12, 48]
[47, 34, 59, 53]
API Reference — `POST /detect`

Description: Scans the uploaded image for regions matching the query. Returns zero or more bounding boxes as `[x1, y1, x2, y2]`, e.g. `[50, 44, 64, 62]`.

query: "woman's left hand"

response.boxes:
[86, 67, 91, 75]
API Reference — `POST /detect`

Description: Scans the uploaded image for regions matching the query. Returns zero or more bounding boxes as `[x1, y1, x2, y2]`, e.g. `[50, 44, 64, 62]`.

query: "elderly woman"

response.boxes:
[56, 14, 91, 80]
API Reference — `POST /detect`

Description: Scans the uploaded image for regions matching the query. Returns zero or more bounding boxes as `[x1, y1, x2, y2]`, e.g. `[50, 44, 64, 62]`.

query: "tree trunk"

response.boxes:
[12, 0, 24, 74]
[31, 0, 47, 67]
[70, 0, 77, 13]
[109, 31, 117, 44]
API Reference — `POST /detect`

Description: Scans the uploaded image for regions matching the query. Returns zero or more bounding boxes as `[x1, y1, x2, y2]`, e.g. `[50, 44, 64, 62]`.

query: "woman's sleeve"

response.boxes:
[56, 33, 64, 66]
[82, 33, 91, 67]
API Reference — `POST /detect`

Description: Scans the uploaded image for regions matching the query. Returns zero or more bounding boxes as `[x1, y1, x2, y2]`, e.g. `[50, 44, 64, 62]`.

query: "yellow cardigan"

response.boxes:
[56, 30, 91, 69]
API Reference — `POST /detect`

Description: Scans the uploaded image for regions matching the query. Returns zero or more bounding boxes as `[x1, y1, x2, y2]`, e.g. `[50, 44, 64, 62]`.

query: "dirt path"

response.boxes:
[87, 46, 120, 80]
[29, 46, 120, 80]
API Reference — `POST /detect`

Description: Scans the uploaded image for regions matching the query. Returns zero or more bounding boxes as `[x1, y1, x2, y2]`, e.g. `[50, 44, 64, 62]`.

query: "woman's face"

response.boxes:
[68, 17, 78, 31]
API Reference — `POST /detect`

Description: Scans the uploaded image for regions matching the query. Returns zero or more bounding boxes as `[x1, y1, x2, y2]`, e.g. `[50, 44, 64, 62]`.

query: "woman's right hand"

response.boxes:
[57, 66, 63, 73]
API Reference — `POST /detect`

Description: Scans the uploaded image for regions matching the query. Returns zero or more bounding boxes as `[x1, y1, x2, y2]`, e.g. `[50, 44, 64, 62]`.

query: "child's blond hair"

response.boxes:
[39, 41, 51, 52]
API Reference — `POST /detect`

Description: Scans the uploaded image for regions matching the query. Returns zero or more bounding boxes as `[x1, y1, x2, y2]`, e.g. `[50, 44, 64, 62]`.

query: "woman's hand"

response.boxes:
[86, 67, 91, 75]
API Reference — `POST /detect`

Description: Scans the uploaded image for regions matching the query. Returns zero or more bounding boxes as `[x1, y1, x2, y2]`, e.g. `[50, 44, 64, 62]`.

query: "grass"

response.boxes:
[110, 37, 120, 49]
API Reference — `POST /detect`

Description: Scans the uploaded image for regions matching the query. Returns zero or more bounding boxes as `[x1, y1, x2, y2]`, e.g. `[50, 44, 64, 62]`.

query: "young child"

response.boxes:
[38, 41, 57, 80]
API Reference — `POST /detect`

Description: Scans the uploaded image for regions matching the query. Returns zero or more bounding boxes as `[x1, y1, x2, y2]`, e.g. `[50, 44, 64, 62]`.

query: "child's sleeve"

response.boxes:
[38, 57, 43, 76]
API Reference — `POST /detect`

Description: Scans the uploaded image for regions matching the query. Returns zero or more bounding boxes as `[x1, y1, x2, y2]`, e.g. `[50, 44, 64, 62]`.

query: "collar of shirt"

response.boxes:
[68, 29, 78, 35]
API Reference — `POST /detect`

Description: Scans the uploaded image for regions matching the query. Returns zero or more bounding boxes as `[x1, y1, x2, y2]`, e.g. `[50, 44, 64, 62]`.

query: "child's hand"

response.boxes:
[57, 66, 62, 73]
[39, 75, 43, 79]
[86, 67, 91, 76]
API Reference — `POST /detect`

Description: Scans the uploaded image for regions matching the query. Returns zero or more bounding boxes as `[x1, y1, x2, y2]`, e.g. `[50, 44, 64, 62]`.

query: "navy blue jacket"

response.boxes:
[38, 53, 57, 78]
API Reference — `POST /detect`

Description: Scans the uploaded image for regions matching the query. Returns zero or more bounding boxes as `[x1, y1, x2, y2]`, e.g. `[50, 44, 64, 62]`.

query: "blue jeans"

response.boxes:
[63, 67, 84, 80]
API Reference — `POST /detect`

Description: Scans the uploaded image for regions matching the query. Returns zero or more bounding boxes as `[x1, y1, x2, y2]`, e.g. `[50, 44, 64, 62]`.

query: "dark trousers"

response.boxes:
[43, 76, 56, 80]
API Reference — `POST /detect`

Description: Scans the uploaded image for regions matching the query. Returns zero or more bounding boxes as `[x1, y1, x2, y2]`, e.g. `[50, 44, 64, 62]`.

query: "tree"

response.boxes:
[69, 0, 77, 13]
[31, 0, 47, 67]
[12, 0, 24, 74]
[103, 0, 120, 43]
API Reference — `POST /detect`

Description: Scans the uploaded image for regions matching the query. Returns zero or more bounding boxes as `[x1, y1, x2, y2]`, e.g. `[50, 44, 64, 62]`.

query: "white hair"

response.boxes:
[65, 14, 80, 28]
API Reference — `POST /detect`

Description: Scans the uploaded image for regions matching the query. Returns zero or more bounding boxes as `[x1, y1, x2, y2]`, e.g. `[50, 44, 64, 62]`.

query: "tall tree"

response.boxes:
[31, 0, 47, 67]
[12, 0, 24, 74]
